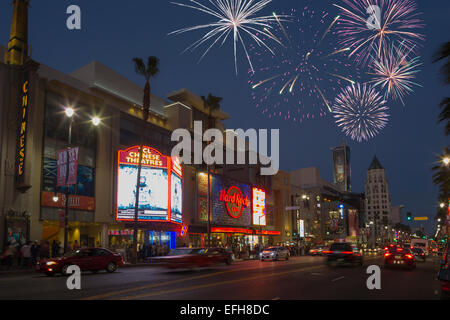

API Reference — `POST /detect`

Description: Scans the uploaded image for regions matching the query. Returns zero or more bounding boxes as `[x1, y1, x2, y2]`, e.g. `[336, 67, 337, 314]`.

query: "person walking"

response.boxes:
[30, 241, 39, 266]
[21, 242, 31, 268]
[2, 242, 15, 270]
[39, 241, 50, 260]
[51, 240, 59, 258]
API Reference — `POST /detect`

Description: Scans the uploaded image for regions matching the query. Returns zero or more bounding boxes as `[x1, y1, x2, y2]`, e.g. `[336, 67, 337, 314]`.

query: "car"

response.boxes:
[384, 246, 416, 270]
[411, 247, 426, 262]
[36, 248, 124, 276]
[260, 246, 290, 261]
[323, 242, 363, 267]
[152, 247, 233, 269]
[309, 246, 326, 256]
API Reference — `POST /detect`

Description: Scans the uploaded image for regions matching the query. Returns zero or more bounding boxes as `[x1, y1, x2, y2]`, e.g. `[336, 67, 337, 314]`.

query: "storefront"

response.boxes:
[192, 172, 279, 253]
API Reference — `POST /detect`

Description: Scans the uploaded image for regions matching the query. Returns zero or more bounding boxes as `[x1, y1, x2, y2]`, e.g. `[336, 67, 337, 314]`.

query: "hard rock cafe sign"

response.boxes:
[219, 186, 249, 219]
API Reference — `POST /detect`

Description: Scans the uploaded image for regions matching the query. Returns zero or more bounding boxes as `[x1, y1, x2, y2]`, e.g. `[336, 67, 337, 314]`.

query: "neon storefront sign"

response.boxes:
[116, 146, 182, 223]
[252, 187, 266, 226]
[219, 186, 250, 219]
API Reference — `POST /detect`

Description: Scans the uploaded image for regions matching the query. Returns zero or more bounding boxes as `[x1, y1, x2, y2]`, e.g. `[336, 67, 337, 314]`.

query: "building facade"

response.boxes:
[364, 155, 392, 245]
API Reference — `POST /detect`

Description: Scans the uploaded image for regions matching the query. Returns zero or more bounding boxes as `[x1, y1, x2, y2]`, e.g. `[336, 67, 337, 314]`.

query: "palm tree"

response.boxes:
[433, 42, 450, 135]
[200, 94, 223, 248]
[131, 56, 160, 264]
[432, 43, 450, 228]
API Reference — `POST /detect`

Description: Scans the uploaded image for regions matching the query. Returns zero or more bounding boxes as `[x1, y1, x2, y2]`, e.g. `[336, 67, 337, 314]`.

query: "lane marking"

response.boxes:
[331, 276, 345, 282]
[119, 265, 323, 300]
[82, 258, 317, 300]
[272, 297, 281, 300]
[84, 255, 381, 300]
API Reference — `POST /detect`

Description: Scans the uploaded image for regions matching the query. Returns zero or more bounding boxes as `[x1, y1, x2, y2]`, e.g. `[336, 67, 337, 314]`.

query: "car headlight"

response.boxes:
[46, 261, 57, 266]
[270, 252, 275, 256]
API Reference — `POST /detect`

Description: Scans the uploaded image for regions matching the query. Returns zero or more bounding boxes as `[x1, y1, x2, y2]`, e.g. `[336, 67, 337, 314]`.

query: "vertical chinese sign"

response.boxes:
[16, 74, 30, 187]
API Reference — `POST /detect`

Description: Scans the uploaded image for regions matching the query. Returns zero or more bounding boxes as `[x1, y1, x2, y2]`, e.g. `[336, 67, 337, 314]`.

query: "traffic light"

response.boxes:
[406, 212, 412, 221]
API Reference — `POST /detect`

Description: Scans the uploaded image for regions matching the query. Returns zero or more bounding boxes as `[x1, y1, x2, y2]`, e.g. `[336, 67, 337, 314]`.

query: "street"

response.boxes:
[0, 254, 444, 300]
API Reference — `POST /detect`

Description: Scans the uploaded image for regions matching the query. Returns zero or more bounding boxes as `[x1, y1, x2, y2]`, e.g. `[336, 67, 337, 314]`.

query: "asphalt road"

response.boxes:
[0, 254, 444, 300]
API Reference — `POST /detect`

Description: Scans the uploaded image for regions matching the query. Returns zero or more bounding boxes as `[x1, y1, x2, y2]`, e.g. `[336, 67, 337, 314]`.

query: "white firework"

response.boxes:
[169, 0, 285, 74]
[332, 83, 390, 142]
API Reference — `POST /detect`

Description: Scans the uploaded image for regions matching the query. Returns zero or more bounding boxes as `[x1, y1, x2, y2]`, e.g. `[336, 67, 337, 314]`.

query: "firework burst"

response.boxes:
[169, 0, 285, 74]
[249, 7, 360, 123]
[332, 83, 389, 142]
[367, 41, 422, 105]
[334, 0, 425, 66]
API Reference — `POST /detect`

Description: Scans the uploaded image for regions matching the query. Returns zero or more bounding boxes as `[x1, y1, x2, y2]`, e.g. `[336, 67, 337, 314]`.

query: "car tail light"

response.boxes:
[341, 251, 353, 254]
[322, 251, 332, 254]
[384, 253, 391, 257]
[405, 254, 413, 259]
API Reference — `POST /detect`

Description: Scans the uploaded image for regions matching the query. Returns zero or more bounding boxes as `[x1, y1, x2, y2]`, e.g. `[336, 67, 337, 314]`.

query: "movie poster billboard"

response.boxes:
[116, 146, 182, 223]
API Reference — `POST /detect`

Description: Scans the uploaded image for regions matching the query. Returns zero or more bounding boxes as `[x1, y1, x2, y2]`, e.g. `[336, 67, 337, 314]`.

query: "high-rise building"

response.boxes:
[365, 155, 392, 243]
[332, 141, 351, 192]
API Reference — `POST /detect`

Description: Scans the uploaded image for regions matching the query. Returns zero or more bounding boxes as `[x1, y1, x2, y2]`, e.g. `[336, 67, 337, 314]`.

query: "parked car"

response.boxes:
[36, 248, 124, 276]
[324, 242, 363, 267]
[384, 246, 416, 270]
[260, 246, 290, 261]
[152, 247, 233, 269]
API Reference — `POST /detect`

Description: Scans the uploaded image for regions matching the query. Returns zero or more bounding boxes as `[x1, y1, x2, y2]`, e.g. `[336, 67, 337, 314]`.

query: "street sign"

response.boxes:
[67, 147, 79, 185]
[414, 217, 428, 221]
[57, 147, 79, 186]
[57, 149, 68, 187]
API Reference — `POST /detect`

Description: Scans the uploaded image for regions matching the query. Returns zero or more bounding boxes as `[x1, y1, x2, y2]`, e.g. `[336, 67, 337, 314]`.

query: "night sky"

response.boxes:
[1, 0, 449, 234]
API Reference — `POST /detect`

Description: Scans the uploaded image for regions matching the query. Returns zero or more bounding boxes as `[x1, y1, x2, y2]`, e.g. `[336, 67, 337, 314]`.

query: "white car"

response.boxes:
[260, 246, 290, 261]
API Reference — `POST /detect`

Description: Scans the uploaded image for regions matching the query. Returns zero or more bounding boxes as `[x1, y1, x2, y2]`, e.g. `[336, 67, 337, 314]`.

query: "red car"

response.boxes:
[36, 248, 124, 276]
[384, 246, 416, 270]
[153, 247, 233, 269]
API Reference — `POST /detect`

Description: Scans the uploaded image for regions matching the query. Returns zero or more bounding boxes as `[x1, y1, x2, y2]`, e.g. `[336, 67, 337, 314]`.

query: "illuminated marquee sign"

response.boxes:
[116, 146, 182, 223]
[252, 187, 266, 226]
[219, 186, 250, 219]
[16, 77, 30, 186]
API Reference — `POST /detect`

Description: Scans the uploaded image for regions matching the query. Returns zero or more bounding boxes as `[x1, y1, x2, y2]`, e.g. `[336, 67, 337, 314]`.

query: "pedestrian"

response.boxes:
[51, 240, 59, 258]
[30, 241, 40, 266]
[21, 242, 31, 268]
[1, 242, 15, 270]
[39, 240, 50, 260]
[58, 241, 64, 256]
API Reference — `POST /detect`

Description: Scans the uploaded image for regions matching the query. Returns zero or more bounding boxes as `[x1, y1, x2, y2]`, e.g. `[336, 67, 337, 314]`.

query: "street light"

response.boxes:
[440, 203, 446, 209]
[62, 108, 101, 253]
[443, 157, 450, 166]
[65, 107, 74, 118]
[92, 116, 101, 126]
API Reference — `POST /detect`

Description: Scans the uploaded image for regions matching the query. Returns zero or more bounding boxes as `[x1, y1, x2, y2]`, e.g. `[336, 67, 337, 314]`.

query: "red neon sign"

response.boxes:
[219, 186, 249, 219]
[210, 227, 280, 236]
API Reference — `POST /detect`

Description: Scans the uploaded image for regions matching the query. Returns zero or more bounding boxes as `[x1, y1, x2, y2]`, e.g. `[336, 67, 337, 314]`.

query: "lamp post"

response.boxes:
[63, 107, 74, 254]
[62, 109, 100, 253]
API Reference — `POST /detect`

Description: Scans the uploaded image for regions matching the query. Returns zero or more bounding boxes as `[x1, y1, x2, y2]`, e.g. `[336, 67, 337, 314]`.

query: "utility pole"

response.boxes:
[63, 116, 73, 254]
